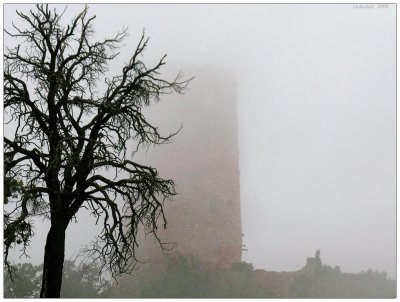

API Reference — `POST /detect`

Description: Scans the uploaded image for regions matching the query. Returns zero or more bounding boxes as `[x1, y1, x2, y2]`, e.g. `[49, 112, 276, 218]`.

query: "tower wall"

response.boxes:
[135, 65, 242, 267]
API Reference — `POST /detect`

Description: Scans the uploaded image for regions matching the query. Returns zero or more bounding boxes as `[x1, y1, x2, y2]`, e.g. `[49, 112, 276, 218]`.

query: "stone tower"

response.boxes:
[135, 65, 242, 268]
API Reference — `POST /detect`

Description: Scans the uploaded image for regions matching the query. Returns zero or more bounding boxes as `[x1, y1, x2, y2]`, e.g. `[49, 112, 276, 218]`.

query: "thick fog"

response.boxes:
[4, 4, 396, 278]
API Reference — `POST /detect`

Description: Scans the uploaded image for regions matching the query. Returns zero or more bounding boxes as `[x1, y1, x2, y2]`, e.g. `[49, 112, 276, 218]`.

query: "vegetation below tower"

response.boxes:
[5, 253, 395, 298]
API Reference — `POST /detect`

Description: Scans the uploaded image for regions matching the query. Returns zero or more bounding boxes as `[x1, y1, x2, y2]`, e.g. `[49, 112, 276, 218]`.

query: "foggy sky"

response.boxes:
[4, 4, 396, 278]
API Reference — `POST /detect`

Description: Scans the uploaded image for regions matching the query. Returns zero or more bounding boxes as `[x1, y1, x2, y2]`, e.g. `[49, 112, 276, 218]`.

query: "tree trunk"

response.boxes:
[40, 223, 66, 298]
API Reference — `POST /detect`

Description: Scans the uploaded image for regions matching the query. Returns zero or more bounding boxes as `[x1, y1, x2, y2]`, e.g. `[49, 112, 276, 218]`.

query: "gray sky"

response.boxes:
[4, 4, 396, 278]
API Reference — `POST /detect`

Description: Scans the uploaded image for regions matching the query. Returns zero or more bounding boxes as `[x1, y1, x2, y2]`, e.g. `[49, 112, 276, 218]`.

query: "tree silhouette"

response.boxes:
[4, 4, 189, 297]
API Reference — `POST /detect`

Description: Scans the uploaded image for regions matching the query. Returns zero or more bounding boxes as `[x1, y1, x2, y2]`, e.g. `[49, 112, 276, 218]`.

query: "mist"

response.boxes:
[4, 2, 395, 290]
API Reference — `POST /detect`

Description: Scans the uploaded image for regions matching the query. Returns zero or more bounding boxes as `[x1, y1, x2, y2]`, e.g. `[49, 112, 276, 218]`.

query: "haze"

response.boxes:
[4, 4, 396, 278]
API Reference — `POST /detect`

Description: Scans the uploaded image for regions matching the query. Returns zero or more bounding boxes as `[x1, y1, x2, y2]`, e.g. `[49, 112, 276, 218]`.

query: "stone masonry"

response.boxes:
[134, 65, 242, 268]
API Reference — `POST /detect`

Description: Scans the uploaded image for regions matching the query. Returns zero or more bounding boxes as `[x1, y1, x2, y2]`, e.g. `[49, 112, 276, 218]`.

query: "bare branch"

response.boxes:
[4, 4, 192, 293]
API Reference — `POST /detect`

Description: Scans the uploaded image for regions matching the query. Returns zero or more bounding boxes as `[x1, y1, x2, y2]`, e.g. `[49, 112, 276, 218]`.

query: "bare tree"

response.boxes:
[4, 4, 190, 298]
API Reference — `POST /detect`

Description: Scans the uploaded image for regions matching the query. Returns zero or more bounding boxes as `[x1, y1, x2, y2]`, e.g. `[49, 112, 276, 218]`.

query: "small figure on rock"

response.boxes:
[315, 249, 320, 259]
